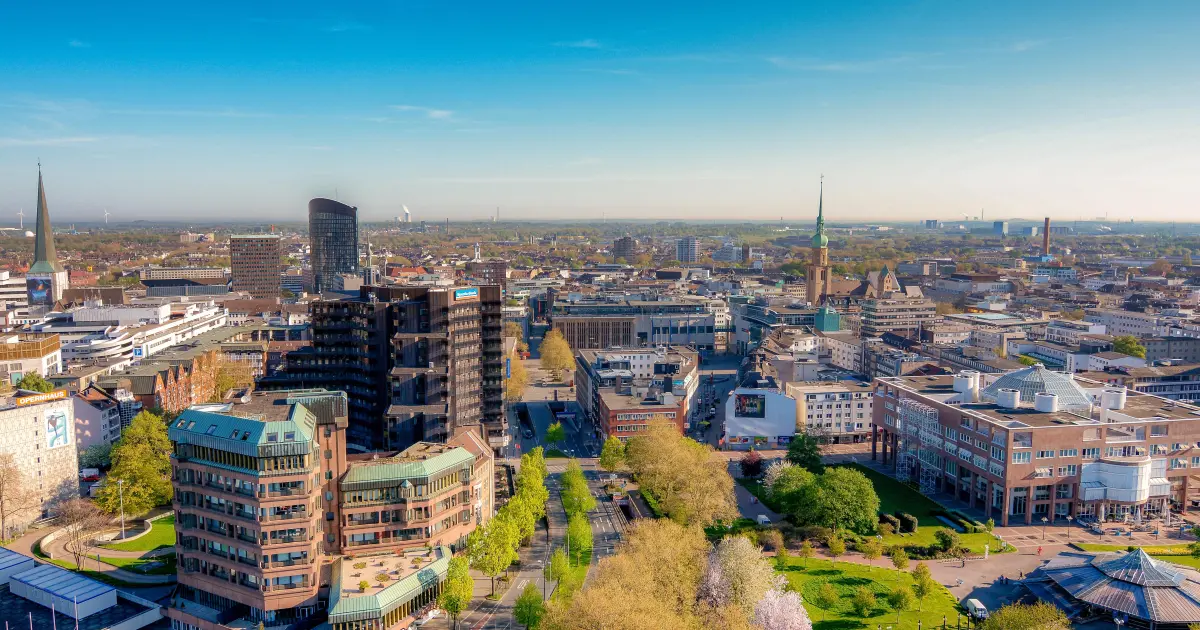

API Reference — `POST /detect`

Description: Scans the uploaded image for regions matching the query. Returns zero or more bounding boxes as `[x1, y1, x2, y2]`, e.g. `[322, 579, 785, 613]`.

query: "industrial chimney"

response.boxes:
[1042, 217, 1051, 255]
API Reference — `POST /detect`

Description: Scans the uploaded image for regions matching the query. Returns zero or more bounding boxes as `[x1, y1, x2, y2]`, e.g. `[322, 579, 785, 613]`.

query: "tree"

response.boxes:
[979, 602, 1071, 630]
[624, 421, 737, 527]
[57, 498, 108, 570]
[911, 562, 935, 611]
[785, 434, 824, 473]
[699, 536, 783, 614]
[15, 372, 53, 393]
[1113, 335, 1147, 359]
[1148, 258, 1173, 276]
[438, 556, 474, 629]
[213, 360, 254, 400]
[827, 537, 845, 558]
[0, 454, 39, 540]
[549, 547, 569, 582]
[468, 514, 519, 595]
[774, 545, 790, 572]
[514, 582, 545, 629]
[739, 450, 763, 477]
[78, 443, 113, 469]
[504, 321, 525, 342]
[934, 528, 960, 552]
[759, 529, 784, 553]
[598, 436, 625, 472]
[752, 588, 813, 630]
[810, 581, 838, 622]
[95, 410, 173, 516]
[850, 586, 876, 617]
[889, 548, 909, 574]
[887, 585, 914, 624]
[545, 422, 567, 447]
[860, 538, 883, 572]
[1017, 355, 1039, 367]
[797, 540, 814, 569]
[762, 461, 795, 496]
[791, 467, 880, 534]
[770, 467, 815, 514]
[506, 353, 532, 403]
[561, 459, 596, 517]
[539, 329, 575, 380]
[566, 512, 593, 565]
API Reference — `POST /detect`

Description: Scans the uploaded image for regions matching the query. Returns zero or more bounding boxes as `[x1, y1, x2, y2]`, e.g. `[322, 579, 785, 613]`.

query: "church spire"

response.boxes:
[30, 166, 64, 274]
[811, 175, 828, 249]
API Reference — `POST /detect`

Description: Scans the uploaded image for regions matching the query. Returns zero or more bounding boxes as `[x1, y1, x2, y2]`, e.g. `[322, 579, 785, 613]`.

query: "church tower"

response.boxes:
[805, 177, 831, 305]
[26, 167, 69, 306]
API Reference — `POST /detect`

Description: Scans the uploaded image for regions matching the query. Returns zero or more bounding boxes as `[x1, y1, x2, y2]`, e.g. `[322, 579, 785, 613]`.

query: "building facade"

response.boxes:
[230, 235, 283, 299]
[550, 300, 717, 351]
[167, 390, 494, 630]
[575, 346, 700, 437]
[612, 236, 636, 262]
[786, 381, 874, 443]
[872, 366, 1200, 526]
[0, 390, 78, 537]
[0, 333, 61, 385]
[463, 260, 508, 292]
[309, 198, 359, 294]
[676, 237, 699, 264]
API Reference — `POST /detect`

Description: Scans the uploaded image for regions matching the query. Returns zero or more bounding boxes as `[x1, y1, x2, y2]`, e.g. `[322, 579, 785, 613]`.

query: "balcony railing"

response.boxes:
[263, 510, 309, 522]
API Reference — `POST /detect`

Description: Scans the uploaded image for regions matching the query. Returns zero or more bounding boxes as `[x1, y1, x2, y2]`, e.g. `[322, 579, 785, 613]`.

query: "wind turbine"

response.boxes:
[16, 209, 24, 230]
[103, 208, 111, 225]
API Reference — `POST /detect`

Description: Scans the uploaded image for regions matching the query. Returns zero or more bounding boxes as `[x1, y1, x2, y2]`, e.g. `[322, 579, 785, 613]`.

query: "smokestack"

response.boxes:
[1043, 217, 1051, 255]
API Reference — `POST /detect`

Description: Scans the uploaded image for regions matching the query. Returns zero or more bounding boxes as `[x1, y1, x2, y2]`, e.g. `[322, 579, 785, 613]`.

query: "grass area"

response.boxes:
[834, 464, 1010, 555]
[101, 515, 176, 552]
[552, 550, 592, 603]
[780, 557, 960, 629]
[1077, 542, 1192, 554]
[97, 554, 177, 575]
[736, 477, 782, 512]
[1155, 555, 1200, 568]
[544, 449, 570, 459]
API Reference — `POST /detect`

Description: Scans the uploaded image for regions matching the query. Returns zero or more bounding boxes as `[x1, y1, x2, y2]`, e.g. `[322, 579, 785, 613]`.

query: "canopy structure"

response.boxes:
[1037, 550, 1200, 626]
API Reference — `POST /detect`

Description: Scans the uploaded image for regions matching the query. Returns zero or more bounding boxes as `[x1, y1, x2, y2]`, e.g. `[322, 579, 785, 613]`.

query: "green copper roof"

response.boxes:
[168, 404, 316, 457]
[341, 448, 475, 490]
[29, 170, 64, 275]
[811, 177, 828, 249]
[328, 547, 451, 623]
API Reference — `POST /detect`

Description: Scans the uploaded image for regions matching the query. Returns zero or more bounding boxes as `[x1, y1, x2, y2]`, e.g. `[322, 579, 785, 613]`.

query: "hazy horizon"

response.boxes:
[2, 2, 1198, 222]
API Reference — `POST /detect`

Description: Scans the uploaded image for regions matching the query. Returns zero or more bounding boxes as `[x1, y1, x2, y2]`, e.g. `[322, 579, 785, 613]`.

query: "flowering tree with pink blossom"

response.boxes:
[753, 588, 814, 630]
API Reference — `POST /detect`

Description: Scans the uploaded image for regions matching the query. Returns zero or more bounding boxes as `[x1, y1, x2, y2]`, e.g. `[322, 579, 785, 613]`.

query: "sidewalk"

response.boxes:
[39, 531, 174, 585]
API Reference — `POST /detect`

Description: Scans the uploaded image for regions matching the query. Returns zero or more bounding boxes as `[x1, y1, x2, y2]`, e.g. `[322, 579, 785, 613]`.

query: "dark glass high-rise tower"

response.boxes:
[308, 198, 359, 293]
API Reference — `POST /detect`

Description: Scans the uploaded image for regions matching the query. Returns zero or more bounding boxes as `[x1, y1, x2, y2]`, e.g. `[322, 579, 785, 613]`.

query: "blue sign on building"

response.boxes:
[454, 288, 479, 300]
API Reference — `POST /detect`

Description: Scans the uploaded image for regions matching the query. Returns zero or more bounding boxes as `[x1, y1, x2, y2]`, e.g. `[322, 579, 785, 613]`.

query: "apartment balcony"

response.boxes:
[263, 510, 310, 522]
[262, 533, 313, 546]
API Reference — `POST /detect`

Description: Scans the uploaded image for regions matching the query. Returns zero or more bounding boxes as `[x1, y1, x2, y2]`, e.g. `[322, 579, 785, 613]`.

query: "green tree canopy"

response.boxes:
[539, 329, 575, 380]
[1113, 335, 1147, 359]
[566, 512, 593, 565]
[598, 436, 625, 472]
[979, 603, 1071, 630]
[468, 512, 520, 595]
[438, 556, 474, 629]
[514, 582, 545, 629]
[545, 422, 567, 446]
[790, 467, 880, 534]
[95, 410, 173, 516]
[15, 372, 53, 393]
[785, 433, 824, 473]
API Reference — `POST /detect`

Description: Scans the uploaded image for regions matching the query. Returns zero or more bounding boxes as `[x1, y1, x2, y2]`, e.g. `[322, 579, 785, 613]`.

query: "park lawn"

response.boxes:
[102, 515, 175, 552]
[98, 554, 177, 575]
[736, 477, 783, 512]
[1077, 542, 1193, 554]
[779, 556, 961, 630]
[1154, 555, 1200, 569]
[552, 549, 592, 603]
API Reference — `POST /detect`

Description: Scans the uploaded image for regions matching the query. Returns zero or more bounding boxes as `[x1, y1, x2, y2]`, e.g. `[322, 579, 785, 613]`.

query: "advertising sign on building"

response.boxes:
[454, 288, 479, 301]
[26, 276, 53, 306]
[46, 410, 70, 448]
[734, 393, 766, 418]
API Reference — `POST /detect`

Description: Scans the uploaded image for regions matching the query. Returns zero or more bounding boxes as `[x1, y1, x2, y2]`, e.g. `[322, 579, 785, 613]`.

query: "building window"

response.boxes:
[1012, 452, 1031, 464]
[1058, 449, 1078, 458]
[1083, 448, 1100, 460]
[1036, 450, 1055, 459]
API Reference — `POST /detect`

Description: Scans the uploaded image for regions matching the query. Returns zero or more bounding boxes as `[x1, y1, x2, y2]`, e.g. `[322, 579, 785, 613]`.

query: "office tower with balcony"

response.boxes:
[309, 198, 359, 294]
[230, 234, 282, 298]
[166, 389, 495, 630]
[612, 236, 636, 262]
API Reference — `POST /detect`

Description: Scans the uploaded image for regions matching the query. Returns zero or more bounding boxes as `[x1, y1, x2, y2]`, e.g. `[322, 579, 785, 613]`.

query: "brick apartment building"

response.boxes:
[872, 365, 1200, 527]
[575, 346, 699, 440]
[230, 235, 283, 299]
[167, 389, 493, 630]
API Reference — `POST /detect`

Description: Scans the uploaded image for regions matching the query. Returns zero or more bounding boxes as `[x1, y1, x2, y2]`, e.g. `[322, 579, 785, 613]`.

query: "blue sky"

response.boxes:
[1, 2, 1198, 222]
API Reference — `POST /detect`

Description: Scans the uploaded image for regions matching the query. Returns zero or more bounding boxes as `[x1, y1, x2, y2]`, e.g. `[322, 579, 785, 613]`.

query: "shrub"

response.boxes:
[852, 586, 877, 617]
[353, 562, 366, 570]
[897, 513, 919, 534]
[878, 522, 895, 536]
[793, 525, 834, 545]
[376, 573, 390, 583]
[985, 518, 995, 532]
[759, 529, 785, 552]
[935, 529, 961, 552]
[739, 450, 764, 477]
[828, 537, 846, 557]
[358, 580, 369, 591]
[880, 514, 901, 531]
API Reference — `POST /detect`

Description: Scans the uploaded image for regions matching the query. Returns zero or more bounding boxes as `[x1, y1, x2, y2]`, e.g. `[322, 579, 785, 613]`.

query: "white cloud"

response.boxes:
[68, 39, 90, 48]
[1009, 39, 1048, 53]
[555, 39, 602, 49]
[391, 105, 454, 120]
[325, 21, 370, 33]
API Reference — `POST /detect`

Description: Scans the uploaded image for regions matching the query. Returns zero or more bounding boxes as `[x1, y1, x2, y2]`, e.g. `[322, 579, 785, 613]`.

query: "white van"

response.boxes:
[964, 599, 988, 620]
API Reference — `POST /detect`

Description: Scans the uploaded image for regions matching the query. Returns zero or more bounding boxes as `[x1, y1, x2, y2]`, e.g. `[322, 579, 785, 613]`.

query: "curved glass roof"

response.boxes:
[979, 364, 1093, 410]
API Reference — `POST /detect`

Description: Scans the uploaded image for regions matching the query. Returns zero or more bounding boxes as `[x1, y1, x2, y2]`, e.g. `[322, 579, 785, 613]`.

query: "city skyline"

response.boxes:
[1, 2, 1198, 221]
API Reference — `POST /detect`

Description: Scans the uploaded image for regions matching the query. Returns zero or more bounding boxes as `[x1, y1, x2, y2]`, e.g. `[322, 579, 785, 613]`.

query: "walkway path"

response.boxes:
[38, 530, 175, 585]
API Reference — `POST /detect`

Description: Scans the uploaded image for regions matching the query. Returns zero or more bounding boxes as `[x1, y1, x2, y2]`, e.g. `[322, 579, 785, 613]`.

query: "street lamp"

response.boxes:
[1041, 516, 1048, 540]
[1065, 515, 1073, 541]
[117, 479, 125, 540]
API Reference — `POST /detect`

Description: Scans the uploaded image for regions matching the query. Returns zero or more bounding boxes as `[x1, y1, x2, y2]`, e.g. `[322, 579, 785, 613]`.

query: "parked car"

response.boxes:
[79, 468, 101, 482]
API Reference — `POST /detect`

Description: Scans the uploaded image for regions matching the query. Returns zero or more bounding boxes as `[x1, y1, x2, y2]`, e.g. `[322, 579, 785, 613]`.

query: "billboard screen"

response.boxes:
[26, 277, 52, 306]
[454, 287, 479, 301]
[734, 393, 766, 418]
[46, 410, 70, 448]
